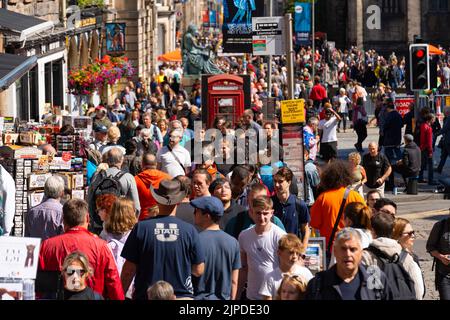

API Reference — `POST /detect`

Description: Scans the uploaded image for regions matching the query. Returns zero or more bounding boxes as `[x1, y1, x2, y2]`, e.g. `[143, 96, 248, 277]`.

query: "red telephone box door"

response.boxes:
[206, 75, 245, 128]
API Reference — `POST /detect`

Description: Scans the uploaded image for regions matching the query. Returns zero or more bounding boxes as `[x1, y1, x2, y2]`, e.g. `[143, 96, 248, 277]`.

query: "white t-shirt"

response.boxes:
[319, 117, 338, 143]
[259, 264, 314, 299]
[238, 224, 287, 300]
[338, 96, 351, 113]
[156, 144, 191, 178]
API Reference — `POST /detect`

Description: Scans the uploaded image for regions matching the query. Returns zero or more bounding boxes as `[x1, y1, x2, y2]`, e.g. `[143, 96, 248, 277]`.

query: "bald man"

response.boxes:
[362, 142, 392, 197]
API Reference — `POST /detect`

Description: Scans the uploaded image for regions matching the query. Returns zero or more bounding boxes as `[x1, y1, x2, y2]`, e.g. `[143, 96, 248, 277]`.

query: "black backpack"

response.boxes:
[93, 170, 126, 197]
[366, 245, 416, 300]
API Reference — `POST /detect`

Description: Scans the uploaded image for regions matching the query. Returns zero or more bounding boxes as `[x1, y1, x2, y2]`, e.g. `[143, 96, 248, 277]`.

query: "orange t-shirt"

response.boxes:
[310, 187, 365, 247]
[135, 169, 171, 220]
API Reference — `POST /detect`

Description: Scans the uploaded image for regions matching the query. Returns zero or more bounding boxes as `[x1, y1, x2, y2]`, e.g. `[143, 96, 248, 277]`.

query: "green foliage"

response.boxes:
[77, 0, 104, 9]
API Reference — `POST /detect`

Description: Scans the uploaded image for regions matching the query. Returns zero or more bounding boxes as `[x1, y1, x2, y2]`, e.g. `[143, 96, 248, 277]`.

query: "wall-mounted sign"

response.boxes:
[106, 23, 126, 55]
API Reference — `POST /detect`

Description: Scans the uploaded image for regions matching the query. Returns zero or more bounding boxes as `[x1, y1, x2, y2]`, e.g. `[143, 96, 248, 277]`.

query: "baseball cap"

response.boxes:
[95, 105, 107, 112]
[94, 124, 108, 133]
[190, 196, 224, 217]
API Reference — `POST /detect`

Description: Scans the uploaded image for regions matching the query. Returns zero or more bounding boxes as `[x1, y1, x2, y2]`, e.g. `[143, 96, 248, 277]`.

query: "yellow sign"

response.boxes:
[281, 99, 306, 124]
[446, 96, 450, 107]
[75, 18, 96, 29]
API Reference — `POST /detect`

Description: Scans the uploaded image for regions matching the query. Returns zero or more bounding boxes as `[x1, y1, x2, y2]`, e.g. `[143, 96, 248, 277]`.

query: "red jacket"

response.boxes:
[38, 227, 124, 300]
[309, 84, 327, 102]
[135, 169, 171, 220]
[420, 122, 433, 156]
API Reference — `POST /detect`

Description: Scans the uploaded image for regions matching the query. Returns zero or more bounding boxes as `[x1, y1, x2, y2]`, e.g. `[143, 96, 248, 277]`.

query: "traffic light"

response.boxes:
[409, 44, 430, 91]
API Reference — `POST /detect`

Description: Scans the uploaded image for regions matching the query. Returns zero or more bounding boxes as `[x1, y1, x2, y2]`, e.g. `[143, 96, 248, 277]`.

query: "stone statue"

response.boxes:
[182, 24, 222, 75]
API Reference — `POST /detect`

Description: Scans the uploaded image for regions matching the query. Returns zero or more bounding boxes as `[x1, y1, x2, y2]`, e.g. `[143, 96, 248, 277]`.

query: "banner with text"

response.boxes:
[222, 0, 265, 53]
[294, 2, 311, 45]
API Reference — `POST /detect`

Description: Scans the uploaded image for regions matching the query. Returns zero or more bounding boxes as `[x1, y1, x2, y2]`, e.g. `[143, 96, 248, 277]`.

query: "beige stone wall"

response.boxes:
[6, 0, 61, 22]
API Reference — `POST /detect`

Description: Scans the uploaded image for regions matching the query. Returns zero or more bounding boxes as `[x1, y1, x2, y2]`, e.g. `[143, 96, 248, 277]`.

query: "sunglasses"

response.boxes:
[65, 267, 87, 277]
[402, 230, 415, 237]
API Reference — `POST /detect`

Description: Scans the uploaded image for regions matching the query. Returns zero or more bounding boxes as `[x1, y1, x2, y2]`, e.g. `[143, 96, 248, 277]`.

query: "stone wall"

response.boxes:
[6, 0, 61, 22]
[421, 1, 450, 46]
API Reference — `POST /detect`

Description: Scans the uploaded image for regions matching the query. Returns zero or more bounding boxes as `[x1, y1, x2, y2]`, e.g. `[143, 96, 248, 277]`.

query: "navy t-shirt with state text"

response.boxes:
[121, 215, 205, 299]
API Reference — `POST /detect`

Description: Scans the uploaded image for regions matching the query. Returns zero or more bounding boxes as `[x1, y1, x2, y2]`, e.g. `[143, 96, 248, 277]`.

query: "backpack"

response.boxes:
[108, 238, 126, 274]
[365, 245, 417, 300]
[93, 170, 126, 197]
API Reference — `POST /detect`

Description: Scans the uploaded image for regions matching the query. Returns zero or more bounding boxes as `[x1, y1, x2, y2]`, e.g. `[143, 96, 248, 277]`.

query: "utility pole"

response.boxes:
[267, 0, 273, 97]
[285, 13, 294, 100]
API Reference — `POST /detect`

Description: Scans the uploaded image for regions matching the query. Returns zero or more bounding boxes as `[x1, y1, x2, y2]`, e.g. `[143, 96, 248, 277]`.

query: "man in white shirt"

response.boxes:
[319, 106, 342, 162]
[156, 128, 191, 178]
[237, 196, 286, 300]
[259, 234, 313, 299]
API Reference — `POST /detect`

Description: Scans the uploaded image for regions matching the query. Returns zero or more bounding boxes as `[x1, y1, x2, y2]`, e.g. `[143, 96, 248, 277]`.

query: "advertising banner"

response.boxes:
[222, 0, 265, 53]
[294, 2, 311, 45]
[282, 124, 305, 200]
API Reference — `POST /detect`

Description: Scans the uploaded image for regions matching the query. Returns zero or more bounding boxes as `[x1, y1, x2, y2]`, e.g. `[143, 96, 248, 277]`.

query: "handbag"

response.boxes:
[326, 187, 351, 257]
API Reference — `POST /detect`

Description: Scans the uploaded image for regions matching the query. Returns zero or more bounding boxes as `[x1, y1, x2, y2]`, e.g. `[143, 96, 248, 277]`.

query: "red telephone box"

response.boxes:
[205, 74, 245, 128]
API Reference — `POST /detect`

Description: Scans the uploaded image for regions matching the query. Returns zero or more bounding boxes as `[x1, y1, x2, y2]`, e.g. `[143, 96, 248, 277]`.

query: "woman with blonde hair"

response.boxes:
[99, 126, 126, 155]
[61, 251, 103, 300]
[275, 275, 308, 300]
[100, 198, 137, 298]
[393, 217, 425, 300]
[348, 152, 367, 197]
[100, 198, 137, 272]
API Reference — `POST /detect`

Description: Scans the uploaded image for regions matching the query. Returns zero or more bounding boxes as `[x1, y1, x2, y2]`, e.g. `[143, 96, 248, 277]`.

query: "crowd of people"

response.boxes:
[8, 37, 450, 301]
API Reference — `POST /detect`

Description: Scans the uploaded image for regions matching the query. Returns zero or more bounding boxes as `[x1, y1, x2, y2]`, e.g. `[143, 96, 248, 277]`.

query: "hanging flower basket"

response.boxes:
[68, 55, 135, 96]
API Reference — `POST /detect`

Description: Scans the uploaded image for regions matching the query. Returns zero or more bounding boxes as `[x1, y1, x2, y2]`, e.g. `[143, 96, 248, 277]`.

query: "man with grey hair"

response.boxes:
[87, 147, 140, 233]
[157, 128, 191, 177]
[135, 128, 158, 156]
[163, 119, 189, 148]
[25, 175, 65, 240]
[305, 227, 393, 300]
[392, 134, 421, 189]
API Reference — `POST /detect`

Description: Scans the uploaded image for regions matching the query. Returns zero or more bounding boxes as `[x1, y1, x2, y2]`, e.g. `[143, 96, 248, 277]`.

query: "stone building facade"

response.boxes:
[104, 0, 177, 101]
[321, 0, 450, 54]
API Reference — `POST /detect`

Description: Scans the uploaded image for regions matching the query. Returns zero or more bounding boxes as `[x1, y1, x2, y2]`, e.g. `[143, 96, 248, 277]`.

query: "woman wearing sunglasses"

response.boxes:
[61, 252, 103, 300]
[393, 218, 425, 299]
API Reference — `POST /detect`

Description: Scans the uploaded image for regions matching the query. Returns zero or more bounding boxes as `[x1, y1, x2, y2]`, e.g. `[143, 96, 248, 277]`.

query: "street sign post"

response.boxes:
[252, 16, 285, 56]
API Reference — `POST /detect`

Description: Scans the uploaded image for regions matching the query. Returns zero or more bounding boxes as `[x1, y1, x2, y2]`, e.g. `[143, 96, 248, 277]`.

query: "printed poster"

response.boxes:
[222, 0, 265, 53]
[0, 237, 41, 279]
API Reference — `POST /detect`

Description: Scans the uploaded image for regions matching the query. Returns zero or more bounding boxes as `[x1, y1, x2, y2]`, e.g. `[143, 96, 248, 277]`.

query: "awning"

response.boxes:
[158, 49, 182, 62]
[429, 44, 445, 56]
[0, 9, 54, 41]
[0, 53, 38, 91]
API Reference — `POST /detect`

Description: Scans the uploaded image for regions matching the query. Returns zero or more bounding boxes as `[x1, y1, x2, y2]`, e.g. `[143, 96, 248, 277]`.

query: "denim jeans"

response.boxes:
[419, 150, 434, 183]
[384, 146, 401, 189]
[437, 273, 450, 300]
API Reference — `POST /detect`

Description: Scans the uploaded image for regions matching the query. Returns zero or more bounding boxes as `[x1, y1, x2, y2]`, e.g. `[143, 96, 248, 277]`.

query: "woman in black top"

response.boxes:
[61, 251, 103, 300]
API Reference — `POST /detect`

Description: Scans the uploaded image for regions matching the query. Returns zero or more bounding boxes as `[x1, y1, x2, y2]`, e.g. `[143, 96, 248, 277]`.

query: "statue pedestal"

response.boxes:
[182, 74, 201, 96]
